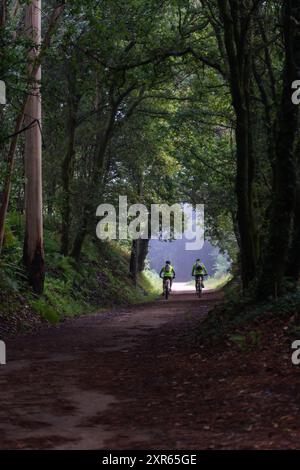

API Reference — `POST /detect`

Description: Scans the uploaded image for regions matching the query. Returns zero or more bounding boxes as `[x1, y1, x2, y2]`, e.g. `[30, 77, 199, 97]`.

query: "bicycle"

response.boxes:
[163, 277, 171, 300]
[194, 274, 207, 298]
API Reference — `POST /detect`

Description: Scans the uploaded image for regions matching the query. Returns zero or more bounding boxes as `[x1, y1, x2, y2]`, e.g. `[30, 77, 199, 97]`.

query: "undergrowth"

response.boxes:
[0, 213, 159, 332]
[199, 279, 300, 346]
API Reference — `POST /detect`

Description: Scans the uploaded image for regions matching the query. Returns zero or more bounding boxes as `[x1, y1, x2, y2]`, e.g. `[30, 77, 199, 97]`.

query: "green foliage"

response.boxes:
[3, 0, 295, 338]
[141, 269, 161, 293]
[30, 299, 59, 324]
[199, 280, 300, 345]
[0, 213, 159, 330]
[228, 333, 248, 350]
[228, 330, 262, 351]
[213, 253, 231, 279]
[0, 215, 27, 293]
[204, 274, 232, 290]
[39, 236, 159, 320]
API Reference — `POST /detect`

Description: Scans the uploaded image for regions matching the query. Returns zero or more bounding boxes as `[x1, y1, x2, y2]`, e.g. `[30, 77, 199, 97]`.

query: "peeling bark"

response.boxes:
[23, 0, 45, 293]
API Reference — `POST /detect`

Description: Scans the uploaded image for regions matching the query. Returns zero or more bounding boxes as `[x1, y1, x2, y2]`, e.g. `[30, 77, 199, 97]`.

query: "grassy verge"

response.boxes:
[204, 274, 232, 290]
[185, 274, 232, 291]
[0, 213, 160, 335]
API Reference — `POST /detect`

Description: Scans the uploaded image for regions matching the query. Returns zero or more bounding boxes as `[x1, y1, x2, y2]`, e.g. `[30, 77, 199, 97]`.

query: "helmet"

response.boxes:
[166, 260, 171, 264]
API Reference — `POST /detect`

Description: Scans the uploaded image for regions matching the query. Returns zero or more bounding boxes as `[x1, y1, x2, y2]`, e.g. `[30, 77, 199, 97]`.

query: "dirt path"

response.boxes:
[0, 289, 299, 449]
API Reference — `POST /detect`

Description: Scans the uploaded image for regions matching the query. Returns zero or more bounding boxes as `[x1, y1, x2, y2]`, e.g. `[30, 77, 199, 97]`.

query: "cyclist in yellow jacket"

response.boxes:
[160, 261, 176, 293]
[192, 259, 207, 289]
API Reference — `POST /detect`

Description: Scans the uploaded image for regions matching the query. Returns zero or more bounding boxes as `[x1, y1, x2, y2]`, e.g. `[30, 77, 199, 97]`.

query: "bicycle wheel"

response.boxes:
[165, 279, 170, 300]
[197, 279, 202, 298]
[198, 283, 202, 297]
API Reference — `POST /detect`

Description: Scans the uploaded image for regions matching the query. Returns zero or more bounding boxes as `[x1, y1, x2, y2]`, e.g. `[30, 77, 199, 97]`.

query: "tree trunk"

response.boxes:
[0, 0, 6, 27]
[61, 70, 80, 255]
[70, 108, 116, 260]
[70, 210, 89, 261]
[257, 0, 300, 298]
[217, 0, 258, 288]
[286, 182, 300, 282]
[23, 0, 45, 294]
[129, 238, 149, 284]
[235, 104, 257, 287]
[129, 239, 139, 285]
[46, 175, 56, 215]
[0, 2, 65, 256]
[137, 238, 149, 272]
[70, 82, 138, 260]
[0, 103, 27, 254]
[285, 136, 300, 281]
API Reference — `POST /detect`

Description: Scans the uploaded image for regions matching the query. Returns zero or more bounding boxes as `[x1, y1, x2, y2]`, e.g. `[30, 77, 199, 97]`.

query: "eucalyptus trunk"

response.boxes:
[23, 0, 45, 294]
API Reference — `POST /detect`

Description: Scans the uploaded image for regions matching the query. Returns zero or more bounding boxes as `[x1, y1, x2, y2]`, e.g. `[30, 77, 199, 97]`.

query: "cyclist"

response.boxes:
[160, 261, 176, 294]
[192, 259, 208, 290]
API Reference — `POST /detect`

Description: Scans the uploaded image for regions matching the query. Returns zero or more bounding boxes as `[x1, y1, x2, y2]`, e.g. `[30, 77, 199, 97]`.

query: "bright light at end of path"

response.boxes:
[172, 282, 202, 292]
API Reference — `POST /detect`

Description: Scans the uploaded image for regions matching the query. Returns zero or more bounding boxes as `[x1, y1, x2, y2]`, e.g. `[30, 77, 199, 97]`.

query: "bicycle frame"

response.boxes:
[163, 278, 171, 300]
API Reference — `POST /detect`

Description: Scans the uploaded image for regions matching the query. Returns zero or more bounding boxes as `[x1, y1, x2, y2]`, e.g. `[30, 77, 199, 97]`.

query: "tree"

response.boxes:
[22, 0, 44, 294]
[258, 0, 300, 298]
[0, 0, 65, 266]
[216, 0, 260, 288]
